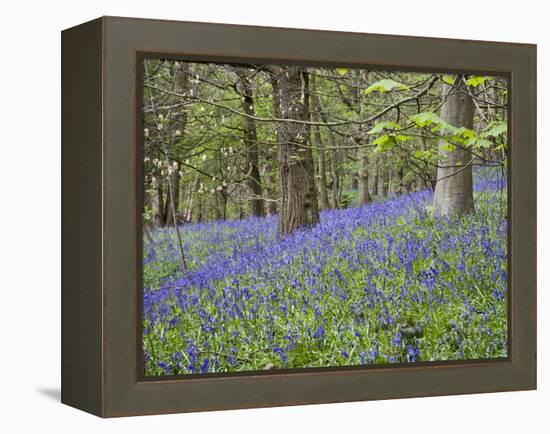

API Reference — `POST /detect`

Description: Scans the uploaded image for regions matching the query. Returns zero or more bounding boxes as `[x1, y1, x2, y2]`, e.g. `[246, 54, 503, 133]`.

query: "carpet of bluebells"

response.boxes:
[142, 174, 508, 376]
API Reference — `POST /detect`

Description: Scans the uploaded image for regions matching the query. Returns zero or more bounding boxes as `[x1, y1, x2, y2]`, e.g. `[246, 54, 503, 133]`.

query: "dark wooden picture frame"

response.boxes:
[61, 16, 536, 417]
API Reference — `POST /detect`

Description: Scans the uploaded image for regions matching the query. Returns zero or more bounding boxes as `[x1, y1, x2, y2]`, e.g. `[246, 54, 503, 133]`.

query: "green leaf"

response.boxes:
[364, 79, 409, 95]
[409, 112, 461, 135]
[336, 68, 349, 76]
[466, 137, 493, 149]
[409, 112, 442, 127]
[412, 149, 430, 160]
[368, 121, 401, 134]
[394, 135, 410, 142]
[372, 133, 409, 153]
[480, 121, 507, 138]
[412, 149, 442, 163]
[466, 75, 490, 87]
[435, 122, 460, 135]
[372, 134, 396, 152]
[441, 74, 456, 85]
[441, 142, 456, 152]
[457, 127, 476, 139]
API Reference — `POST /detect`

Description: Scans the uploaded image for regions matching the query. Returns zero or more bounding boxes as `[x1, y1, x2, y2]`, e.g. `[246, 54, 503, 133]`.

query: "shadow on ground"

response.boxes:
[37, 387, 60, 402]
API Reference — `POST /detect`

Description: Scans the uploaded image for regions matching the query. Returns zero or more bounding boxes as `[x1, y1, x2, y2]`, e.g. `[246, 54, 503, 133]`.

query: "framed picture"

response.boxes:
[61, 16, 536, 417]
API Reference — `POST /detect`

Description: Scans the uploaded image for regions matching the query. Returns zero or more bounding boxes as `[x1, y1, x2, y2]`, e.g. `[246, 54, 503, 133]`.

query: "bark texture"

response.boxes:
[151, 171, 164, 227]
[164, 164, 179, 225]
[433, 77, 475, 217]
[310, 74, 331, 210]
[240, 73, 264, 217]
[271, 66, 320, 235]
[357, 142, 371, 206]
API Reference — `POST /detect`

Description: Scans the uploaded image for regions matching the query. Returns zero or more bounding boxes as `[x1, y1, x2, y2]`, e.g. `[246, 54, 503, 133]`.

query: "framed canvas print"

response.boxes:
[61, 16, 536, 417]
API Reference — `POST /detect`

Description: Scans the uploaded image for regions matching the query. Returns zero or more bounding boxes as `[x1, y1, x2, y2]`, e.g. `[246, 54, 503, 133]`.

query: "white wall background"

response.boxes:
[1, 0, 547, 432]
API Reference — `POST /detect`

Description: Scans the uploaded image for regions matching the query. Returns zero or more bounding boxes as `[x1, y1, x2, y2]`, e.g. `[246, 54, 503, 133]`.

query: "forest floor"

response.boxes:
[142, 175, 508, 376]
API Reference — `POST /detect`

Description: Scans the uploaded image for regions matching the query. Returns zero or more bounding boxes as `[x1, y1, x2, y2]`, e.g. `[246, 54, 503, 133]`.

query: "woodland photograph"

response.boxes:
[141, 60, 508, 376]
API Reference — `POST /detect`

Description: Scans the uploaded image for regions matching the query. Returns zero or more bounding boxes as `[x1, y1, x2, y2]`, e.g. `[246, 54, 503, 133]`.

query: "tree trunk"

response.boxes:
[264, 151, 278, 216]
[314, 123, 331, 210]
[162, 62, 189, 227]
[380, 169, 391, 197]
[213, 193, 222, 220]
[351, 176, 359, 191]
[387, 170, 394, 196]
[240, 73, 264, 217]
[376, 166, 384, 196]
[151, 171, 165, 227]
[197, 199, 204, 223]
[310, 74, 331, 210]
[397, 167, 406, 195]
[329, 145, 340, 209]
[271, 66, 320, 235]
[433, 77, 475, 217]
[371, 165, 380, 195]
[184, 175, 199, 222]
[164, 163, 180, 225]
[358, 147, 371, 205]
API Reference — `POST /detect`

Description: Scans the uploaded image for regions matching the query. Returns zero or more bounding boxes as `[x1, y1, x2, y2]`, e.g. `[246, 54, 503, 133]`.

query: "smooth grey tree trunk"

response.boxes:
[164, 165, 179, 225]
[310, 74, 331, 210]
[264, 148, 278, 216]
[151, 170, 164, 227]
[184, 175, 199, 222]
[433, 77, 475, 217]
[358, 146, 371, 205]
[315, 124, 331, 210]
[376, 166, 386, 197]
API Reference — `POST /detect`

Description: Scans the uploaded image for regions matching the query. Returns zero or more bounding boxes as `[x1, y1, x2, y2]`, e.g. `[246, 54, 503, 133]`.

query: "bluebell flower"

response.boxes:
[391, 331, 402, 347]
[406, 344, 420, 363]
[273, 347, 286, 364]
[313, 325, 325, 340]
[200, 358, 210, 374]
[158, 361, 171, 374]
